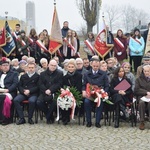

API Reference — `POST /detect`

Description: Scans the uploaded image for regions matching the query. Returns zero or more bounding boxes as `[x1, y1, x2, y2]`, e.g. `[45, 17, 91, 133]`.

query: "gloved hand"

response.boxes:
[117, 52, 122, 56]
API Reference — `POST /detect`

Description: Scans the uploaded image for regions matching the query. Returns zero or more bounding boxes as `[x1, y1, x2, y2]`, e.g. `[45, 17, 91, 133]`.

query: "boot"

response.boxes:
[119, 103, 127, 120]
[114, 103, 119, 128]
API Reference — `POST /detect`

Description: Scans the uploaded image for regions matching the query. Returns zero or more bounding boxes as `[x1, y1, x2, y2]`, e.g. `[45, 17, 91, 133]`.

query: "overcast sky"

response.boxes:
[0, 0, 149, 34]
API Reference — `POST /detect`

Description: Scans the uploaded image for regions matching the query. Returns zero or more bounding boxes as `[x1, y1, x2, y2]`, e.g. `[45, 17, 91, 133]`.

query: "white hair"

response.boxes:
[76, 58, 83, 64]
[40, 58, 48, 64]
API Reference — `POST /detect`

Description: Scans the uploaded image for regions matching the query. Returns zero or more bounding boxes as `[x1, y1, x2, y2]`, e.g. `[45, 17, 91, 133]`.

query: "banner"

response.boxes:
[94, 19, 113, 59]
[0, 28, 6, 47]
[49, 6, 63, 54]
[145, 27, 150, 55]
[1, 21, 16, 56]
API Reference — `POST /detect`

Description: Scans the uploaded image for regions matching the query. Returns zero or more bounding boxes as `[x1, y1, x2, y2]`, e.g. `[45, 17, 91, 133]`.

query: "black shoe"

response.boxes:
[95, 123, 101, 128]
[16, 118, 26, 125]
[28, 119, 34, 125]
[114, 121, 119, 128]
[86, 122, 92, 127]
[1, 119, 10, 126]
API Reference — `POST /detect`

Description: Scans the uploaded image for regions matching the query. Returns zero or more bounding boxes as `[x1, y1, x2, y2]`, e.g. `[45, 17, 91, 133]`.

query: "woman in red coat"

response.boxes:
[114, 29, 127, 64]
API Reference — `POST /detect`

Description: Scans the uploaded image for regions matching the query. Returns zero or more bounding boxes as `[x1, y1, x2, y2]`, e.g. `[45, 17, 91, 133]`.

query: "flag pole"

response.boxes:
[5, 11, 8, 21]
[54, 0, 56, 6]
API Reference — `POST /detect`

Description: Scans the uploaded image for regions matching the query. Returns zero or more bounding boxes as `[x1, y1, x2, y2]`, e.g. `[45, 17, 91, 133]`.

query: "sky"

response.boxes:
[0, 0, 149, 34]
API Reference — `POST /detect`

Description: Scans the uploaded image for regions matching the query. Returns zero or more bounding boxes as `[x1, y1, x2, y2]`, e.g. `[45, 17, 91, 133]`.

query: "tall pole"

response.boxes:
[96, 0, 99, 34]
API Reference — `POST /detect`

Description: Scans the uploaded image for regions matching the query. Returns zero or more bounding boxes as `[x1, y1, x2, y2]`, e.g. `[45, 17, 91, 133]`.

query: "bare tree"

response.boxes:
[76, 0, 102, 33]
[104, 5, 121, 32]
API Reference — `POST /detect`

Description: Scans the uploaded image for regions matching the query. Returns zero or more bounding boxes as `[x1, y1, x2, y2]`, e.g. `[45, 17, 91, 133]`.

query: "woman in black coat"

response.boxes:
[61, 59, 82, 125]
[110, 67, 133, 128]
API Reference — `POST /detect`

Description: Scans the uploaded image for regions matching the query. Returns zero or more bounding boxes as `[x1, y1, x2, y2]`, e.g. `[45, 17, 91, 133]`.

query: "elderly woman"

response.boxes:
[37, 58, 48, 74]
[134, 65, 150, 130]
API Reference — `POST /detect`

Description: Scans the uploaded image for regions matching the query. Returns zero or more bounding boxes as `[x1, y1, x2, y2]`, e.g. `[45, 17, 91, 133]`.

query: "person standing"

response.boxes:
[16, 30, 30, 60]
[61, 21, 70, 38]
[114, 29, 127, 64]
[84, 32, 96, 60]
[129, 28, 145, 74]
[36, 59, 63, 124]
[62, 30, 77, 59]
[28, 28, 38, 58]
[13, 62, 39, 125]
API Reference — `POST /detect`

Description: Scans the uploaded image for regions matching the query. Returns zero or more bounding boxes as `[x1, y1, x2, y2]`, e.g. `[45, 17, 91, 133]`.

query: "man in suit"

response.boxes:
[0, 57, 18, 125]
[13, 62, 39, 125]
[37, 59, 63, 124]
[82, 59, 109, 128]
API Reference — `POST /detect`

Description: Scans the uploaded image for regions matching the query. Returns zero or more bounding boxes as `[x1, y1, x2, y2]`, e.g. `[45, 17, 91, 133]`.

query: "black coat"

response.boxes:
[63, 71, 82, 93]
[18, 73, 39, 96]
[0, 70, 18, 98]
[110, 77, 133, 103]
[39, 68, 63, 95]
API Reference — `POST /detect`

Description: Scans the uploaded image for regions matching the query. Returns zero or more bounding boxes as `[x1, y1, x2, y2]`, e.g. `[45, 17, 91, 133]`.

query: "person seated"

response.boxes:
[134, 65, 150, 130]
[11, 58, 20, 72]
[21, 55, 28, 62]
[122, 62, 135, 91]
[37, 58, 48, 75]
[61, 59, 82, 125]
[105, 58, 116, 75]
[76, 58, 88, 76]
[0, 57, 18, 125]
[110, 67, 133, 128]
[13, 62, 39, 125]
[83, 58, 91, 70]
[61, 59, 69, 76]
[82, 59, 109, 128]
[137, 56, 150, 78]
[36, 59, 63, 124]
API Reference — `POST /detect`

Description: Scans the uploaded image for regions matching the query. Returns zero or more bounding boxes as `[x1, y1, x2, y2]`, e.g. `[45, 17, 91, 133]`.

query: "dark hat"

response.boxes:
[0, 57, 9, 65]
[20, 30, 25, 34]
[134, 28, 140, 33]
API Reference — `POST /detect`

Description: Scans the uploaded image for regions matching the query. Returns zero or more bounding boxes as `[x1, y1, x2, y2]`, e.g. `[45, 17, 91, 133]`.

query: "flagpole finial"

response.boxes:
[54, 0, 56, 6]
[102, 12, 104, 18]
[5, 11, 8, 20]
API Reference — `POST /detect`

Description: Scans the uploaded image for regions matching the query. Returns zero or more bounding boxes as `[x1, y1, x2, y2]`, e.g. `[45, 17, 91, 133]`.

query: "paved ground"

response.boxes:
[0, 117, 150, 150]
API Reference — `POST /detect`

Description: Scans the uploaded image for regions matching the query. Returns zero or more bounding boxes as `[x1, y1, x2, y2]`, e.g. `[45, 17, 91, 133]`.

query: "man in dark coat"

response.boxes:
[61, 21, 70, 38]
[13, 62, 39, 125]
[0, 58, 18, 125]
[134, 65, 150, 130]
[37, 59, 63, 124]
[82, 59, 109, 128]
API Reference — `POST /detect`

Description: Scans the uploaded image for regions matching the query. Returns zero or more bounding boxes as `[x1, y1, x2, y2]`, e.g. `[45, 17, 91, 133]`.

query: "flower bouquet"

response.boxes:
[55, 86, 82, 121]
[86, 83, 113, 107]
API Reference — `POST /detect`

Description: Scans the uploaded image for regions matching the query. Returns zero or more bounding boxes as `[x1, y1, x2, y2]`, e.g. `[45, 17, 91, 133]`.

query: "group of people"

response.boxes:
[0, 21, 150, 131]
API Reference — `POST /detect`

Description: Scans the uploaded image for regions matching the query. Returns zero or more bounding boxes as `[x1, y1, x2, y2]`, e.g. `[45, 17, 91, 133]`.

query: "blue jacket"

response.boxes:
[82, 69, 109, 93]
[129, 37, 145, 56]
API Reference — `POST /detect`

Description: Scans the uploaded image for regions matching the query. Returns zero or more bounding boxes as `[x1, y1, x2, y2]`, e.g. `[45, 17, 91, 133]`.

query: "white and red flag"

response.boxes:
[94, 18, 113, 59]
[49, 6, 63, 54]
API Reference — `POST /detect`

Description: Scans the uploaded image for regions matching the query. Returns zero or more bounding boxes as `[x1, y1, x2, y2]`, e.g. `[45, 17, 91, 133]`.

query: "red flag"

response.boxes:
[94, 19, 113, 59]
[0, 28, 6, 47]
[49, 6, 63, 54]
